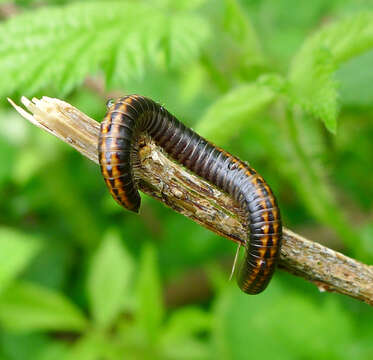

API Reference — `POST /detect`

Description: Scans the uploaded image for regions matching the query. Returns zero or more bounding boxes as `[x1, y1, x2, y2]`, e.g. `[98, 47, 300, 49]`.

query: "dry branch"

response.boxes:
[8, 96, 373, 306]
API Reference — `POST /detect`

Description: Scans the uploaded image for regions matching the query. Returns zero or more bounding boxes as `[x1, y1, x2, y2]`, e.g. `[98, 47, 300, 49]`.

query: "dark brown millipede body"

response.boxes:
[98, 95, 282, 294]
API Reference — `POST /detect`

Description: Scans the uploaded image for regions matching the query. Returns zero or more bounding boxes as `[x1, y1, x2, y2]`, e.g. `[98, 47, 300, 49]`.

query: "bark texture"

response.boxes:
[8, 96, 373, 306]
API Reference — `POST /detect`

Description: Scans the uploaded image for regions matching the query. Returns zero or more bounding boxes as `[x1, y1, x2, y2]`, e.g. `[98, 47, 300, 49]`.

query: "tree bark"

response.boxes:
[8, 96, 373, 306]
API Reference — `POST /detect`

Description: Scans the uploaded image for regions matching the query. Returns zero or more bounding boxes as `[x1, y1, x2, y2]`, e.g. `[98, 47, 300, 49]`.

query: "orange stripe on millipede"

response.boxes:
[98, 95, 282, 295]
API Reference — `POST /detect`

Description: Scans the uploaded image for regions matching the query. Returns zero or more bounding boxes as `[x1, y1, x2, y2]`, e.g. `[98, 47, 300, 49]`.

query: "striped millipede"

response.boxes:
[98, 95, 282, 294]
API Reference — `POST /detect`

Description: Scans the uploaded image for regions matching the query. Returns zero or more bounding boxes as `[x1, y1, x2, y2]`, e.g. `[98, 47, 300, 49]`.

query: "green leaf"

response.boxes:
[12, 149, 45, 185]
[0, 135, 16, 185]
[250, 109, 360, 249]
[0, 227, 41, 294]
[161, 338, 210, 360]
[0, 332, 49, 360]
[223, 0, 263, 65]
[87, 230, 134, 329]
[195, 76, 280, 144]
[336, 49, 373, 107]
[0, 281, 88, 332]
[151, 0, 207, 11]
[36, 342, 69, 360]
[289, 12, 373, 132]
[65, 332, 111, 360]
[292, 47, 338, 133]
[163, 15, 210, 68]
[0, 1, 210, 96]
[136, 243, 164, 343]
[358, 221, 373, 261]
[212, 282, 354, 360]
[162, 306, 211, 341]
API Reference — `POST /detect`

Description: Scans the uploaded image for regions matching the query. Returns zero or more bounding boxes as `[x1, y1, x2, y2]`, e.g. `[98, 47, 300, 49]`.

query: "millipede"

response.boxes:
[98, 95, 282, 294]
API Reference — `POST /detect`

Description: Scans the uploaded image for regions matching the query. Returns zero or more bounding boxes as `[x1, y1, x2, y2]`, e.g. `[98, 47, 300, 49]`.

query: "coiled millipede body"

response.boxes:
[98, 95, 282, 294]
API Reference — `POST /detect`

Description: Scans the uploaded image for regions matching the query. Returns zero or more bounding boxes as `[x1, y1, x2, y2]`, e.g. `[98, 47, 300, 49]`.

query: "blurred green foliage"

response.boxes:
[0, 0, 373, 359]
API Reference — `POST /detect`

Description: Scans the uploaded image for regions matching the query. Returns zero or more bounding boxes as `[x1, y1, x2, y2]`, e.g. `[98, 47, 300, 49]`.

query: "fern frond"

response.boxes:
[289, 12, 373, 133]
[0, 2, 210, 96]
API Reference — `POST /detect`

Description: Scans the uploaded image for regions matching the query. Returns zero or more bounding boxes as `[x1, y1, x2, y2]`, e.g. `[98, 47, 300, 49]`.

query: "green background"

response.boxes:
[0, 0, 372, 359]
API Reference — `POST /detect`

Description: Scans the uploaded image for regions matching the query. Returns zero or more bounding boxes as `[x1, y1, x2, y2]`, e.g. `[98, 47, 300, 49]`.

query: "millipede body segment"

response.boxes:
[98, 95, 282, 294]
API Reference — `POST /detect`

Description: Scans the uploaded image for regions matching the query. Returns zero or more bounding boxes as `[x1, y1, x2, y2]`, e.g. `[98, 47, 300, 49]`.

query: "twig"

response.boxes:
[8, 96, 373, 306]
